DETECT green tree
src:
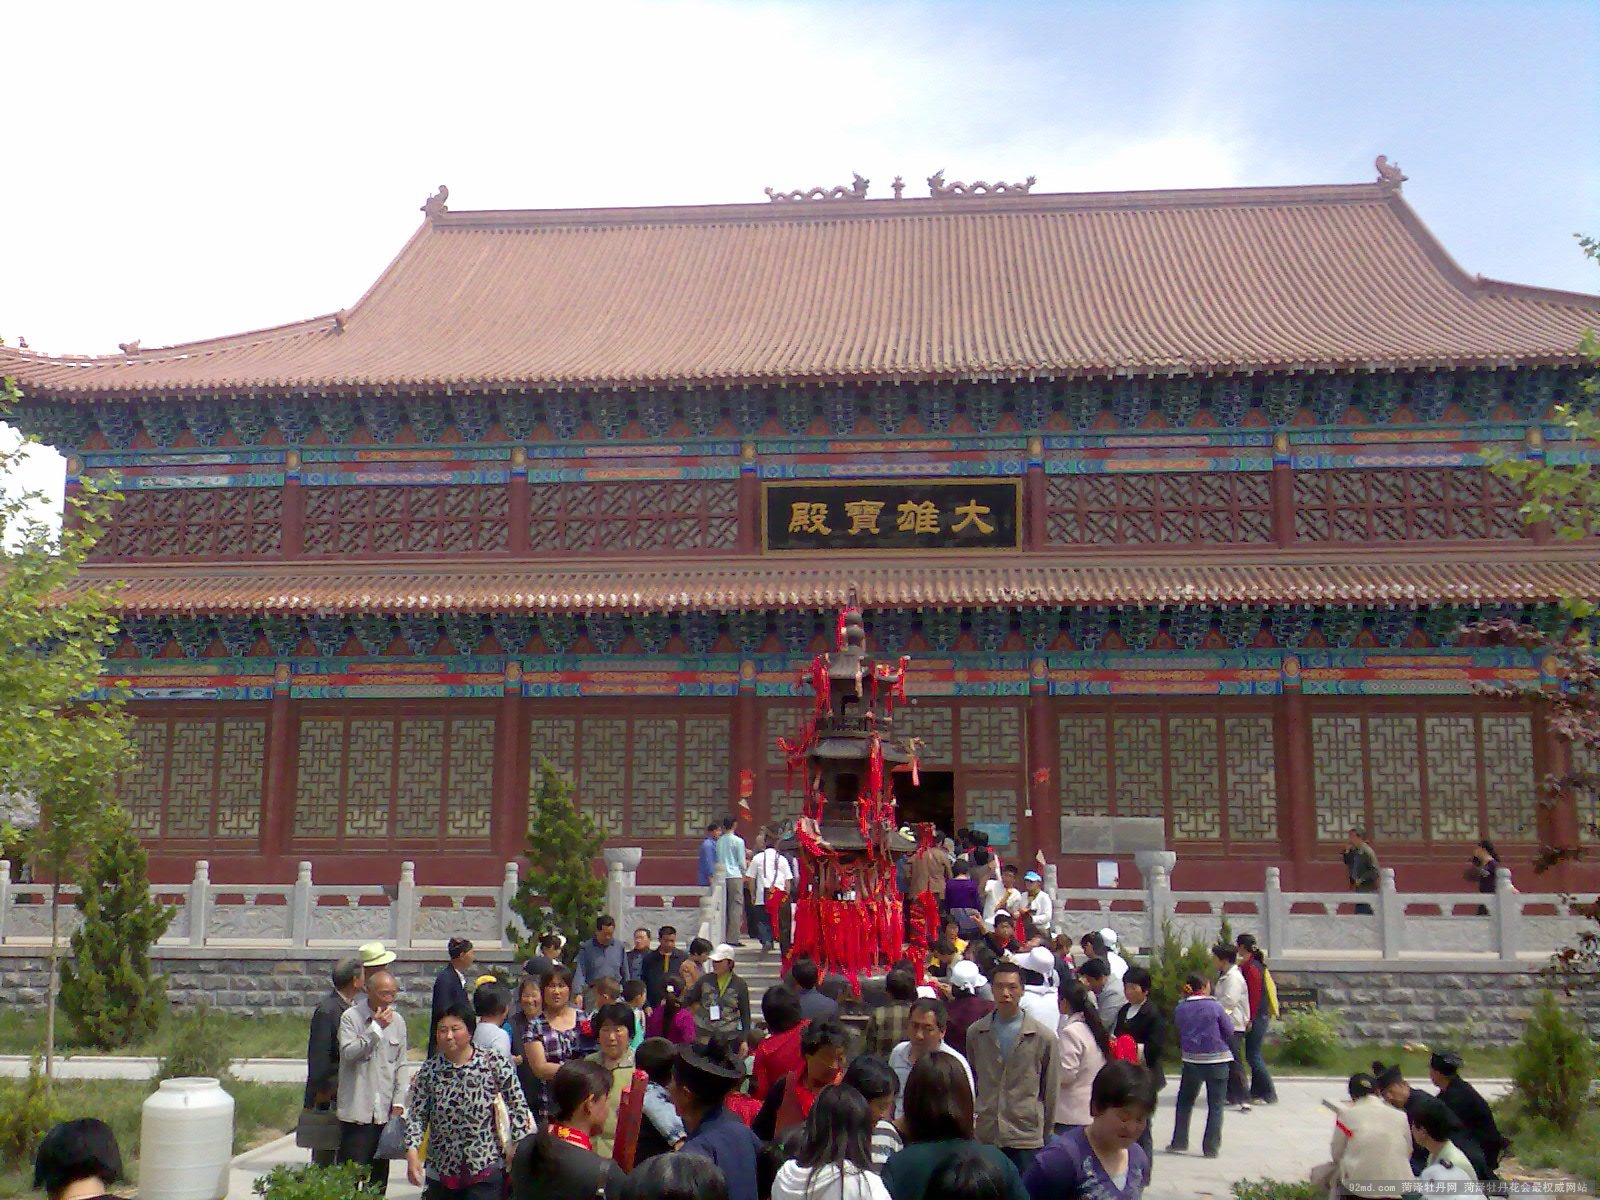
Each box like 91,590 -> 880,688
1510,990 -> 1598,1133
59,809 -> 175,1048
507,757 -> 606,962
1,378 -> 134,1076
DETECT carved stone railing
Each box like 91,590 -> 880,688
1046,865 -> 1590,962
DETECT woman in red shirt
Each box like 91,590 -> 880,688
752,986 -> 808,1101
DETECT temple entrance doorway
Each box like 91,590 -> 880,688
894,770 -> 955,837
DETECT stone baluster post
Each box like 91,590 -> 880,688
290,861 -> 314,947
1493,868 -> 1518,963
1378,868 -> 1403,959
1148,865 -> 1174,942
696,872 -> 718,944
188,860 -> 211,948
499,862 -> 521,948
708,865 -> 727,944
0,859 -> 11,943
605,859 -> 625,927
395,862 -> 417,949
1043,861 -> 1062,935
1263,867 -> 1288,958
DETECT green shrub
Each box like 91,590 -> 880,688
1147,918 -> 1214,1040
1273,1007 -> 1343,1067
1230,1179 -> 1324,1200
154,1004 -> 235,1083
252,1163 -> 371,1200
0,1059 -> 65,1168
59,812 -> 175,1049
1511,990 -> 1597,1133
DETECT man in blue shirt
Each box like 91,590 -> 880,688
715,817 -> 748,943
697,823 -> 720,889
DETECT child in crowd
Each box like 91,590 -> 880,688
844,1054 -> 904,1172
588,976 -> 622,1014
622,979 -> 649,1052
471,982 -> 513,1061
1024,1061 -> 1157,1200
633,1037 -> 688,1164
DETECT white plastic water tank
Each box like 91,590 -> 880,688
139,1077 -> 235,1200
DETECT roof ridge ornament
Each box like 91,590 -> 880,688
764,173 -> 869,202
117,340 -> 140,357
422,184 -> 449,221
1374,155 -> 1407,193
927,168 -> 1036,197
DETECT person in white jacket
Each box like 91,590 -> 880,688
1211,943 -> 1251,1112
1327,1073 -> 1415,1199
1410,1096 -> 1483,1197
770,1082 -> 892,1200
1054,980 -> 1111,1133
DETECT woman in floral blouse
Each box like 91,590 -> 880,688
523,965 -> 595,1121
404,1003 -> 534,1198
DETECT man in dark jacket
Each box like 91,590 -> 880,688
572,915 -> 625,997
1342,828 -> 1380,914
429,937 -> 474,1056
789,955 -> 840,1025
641,925 -> 689,1008
1430,1051 -> 1507,1176
304,954 -> 366,1165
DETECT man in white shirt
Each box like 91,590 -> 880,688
981,863 -> 1026,928
1023,871 -> 1054,933
746,835 -> 793,955
715,817 -> 748,943
336,969 -> 409,1193
1212,942 -> 1252,1112
888,997 -> 975,1117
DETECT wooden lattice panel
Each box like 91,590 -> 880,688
303,485 -> 509,556
1309,705 -> 1536,844
958,706 -> 1022,765
526,481 -> 738,555
117,712 -> 267,842
1045,472 -> 1273,546
1292,467 -> 1526,543
93,487 -> 283,560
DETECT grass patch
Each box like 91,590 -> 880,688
1498,1097 -> 1600,1191
0,1006 -> 432,1059
0,1078 -> 300,1198
1265,1040 -> 1517,1078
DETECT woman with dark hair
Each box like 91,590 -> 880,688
586,1001 -> 638,1159
1025,1061 -> 1158,1200
751,985 -> 807,1102
524,965 -> 596,1122
625,1153 -> 731,1200
928,1149 -> 1026,1200
1467,841 -> 1503,915
33,1120 -> 125,1200
881,1054 -> 1027,1200
1233,934 -> 1278,1106
507,974 -> 545,1115
770,1083 -> 891,1200
757,1019 -> 850,1140
510,1058 -> 623,1200
646,974 -> 697,1046
404,1002 -> 534,1197
1055,979 -> 1111,1134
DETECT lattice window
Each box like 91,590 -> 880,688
1045,472 -> 1273,546
1060,707 -> 1276,843
901,705 -> 954,764
1058,718 -> 1110,816
1293,468 -> 1526,543
294,712 -> 495,847
117,712 -> 267,841
526,481 -> 738,555
532,712 -> 730,839
1310,707 -> 1536,844
93,487 -> 283,560
959,706 -> 1023,765
1224,717 -> 1278,842
303,485 -> 509,556
1574,744 -> 1600,844
963,789 -> 1019,848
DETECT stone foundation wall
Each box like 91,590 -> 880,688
1272,963 -> 1600,1046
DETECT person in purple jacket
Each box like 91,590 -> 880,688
1164,973 -> 1236,1159
1024,1061 -> 1158,1200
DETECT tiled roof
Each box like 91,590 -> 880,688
5,182 -> 1595,397
85,547 -> 1600,615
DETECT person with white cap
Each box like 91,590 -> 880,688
1022,871 -> 1054,933
942,959 -> 996,1057
685,943 -> 751,1044
1098,928 -> 1129,984
1008,947 -> 1062,1032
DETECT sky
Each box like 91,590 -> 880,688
3,0 -> 1597,525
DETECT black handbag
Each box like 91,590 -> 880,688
295,1105 -> 341,1152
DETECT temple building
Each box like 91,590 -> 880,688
4,165 -> 1598,892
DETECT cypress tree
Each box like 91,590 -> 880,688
58,812 -> 174,1049
508,757 -> 606,963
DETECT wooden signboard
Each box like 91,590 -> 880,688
763,480 -> 1022,552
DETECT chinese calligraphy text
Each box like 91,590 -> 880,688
764,480 -> 1020,551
